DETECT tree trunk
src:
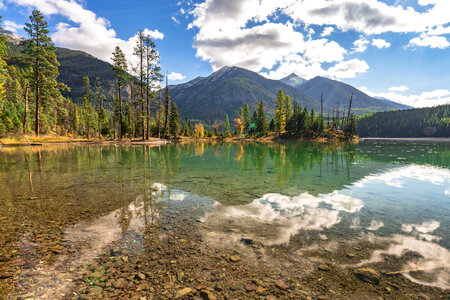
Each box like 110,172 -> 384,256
35,58 -> 40,136
23,84 -> 29,135
140,46 -> 145,141
118,84 -> 122,139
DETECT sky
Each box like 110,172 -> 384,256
1,0 -> 449,108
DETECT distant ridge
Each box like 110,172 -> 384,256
169,66 -> 320,123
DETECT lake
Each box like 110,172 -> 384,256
0,140 -> 449,299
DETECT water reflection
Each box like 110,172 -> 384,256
0,141 -> 449,297
15,184 -> 164,298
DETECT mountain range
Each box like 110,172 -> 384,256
2,27 -> 411,123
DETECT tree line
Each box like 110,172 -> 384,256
357,104 -> 450,137
224,89 -> 356,139
0,10 -> 185,139
0,10 -> 357,140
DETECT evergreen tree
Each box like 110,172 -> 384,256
285,95 -> 292,122
163,77 -> 171,138
82,76 -> 92,138
275,89 -> 286,134
224,114 -> 230,137
134,30 -> 146,140
243,103 -> 251,132
22,10 -> 66,136
169,102 -> 180,137
93,77 -> 105,138
144,35 -> 163,139
183,119 -> 188,136
188,119 -> 193,137
111,46 -> 127,139
0,16 -> 6,108
98,107 -> 109,136
256,101 -> 268,136
124,103 -> 134,137
269,118 -> 275,132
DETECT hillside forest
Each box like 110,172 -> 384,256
0,10 -> 356,140
357,105 -> 450,138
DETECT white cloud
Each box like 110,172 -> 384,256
285,0 -> 450,35
7,0 -> 164,64
326,59 -> 369,79
352,37 -> 369,53
168,72 -> 186,81
189,0 -> 355,79
389,85 -> 409,92
3,20 -> 22,33
320,26 -> 334,37
367,220 -> 384,231
409,35 -> 450,49
0,0 -> 5,9
363,87 -> 450,107
372,38 -> 391,48
171,16 -> 180,24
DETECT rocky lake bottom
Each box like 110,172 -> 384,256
0,141 -> 449,299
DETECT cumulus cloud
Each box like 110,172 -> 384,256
352,37 -> 370,53
362,87 -> 450,107
286,0 -> 450,35
389,85 -> 409,92
372,38 -> 391,48
189,0 -> 351,79
409,35 -> 450,49
326,59 -> 369,79
3,20 -> 22,33
168,72 -> 186,81
7,0 -> 164,64
320,26 -> 334,37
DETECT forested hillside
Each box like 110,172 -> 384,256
357,105 -> 450,137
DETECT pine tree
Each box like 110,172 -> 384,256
269,118 -> 275,132
243,103 -> 251,132
275,89 -> 286,134
163,76 -> 171,138
93,77 -> 105,138
224,114 -> 230,137
183,119 -> 188,136
134,30 -> 146,140
0,16 -> 6,108
285,95 -> 292,122
22,10 -> 65,136
144,36 -> 162,139
256,101 -> 268,136
125,103 -> 134,137
82,76 -> 92,138
169,102 -> 180,137
111,46 -> 127,139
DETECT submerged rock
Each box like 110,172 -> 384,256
318,264 -> 331,271
354,268 -> 380,285
89,286 -> 103,296
275,280 -> 289,290
175,287 -> 192,298
199,289 -> 216,300
229,255 -> 241,262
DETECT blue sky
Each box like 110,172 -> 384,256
1,0 -> 449,107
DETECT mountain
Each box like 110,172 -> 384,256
280,73 -> 306,88
170,66 -> 320,123
374,97 -> 412,110
285,75 -> 412,114
3,27 -> 116,107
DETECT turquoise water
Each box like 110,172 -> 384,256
0,140 -> 449,298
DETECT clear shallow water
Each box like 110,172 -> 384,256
0,141 -> 449,298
